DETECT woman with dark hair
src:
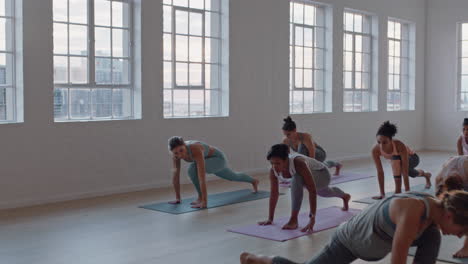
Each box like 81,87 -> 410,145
168,136 -> 258,208
456,118 -> 468,155
258,144 -> 350,230
372,121 -> 431,200
240,190 -> 468,264
282,116 -> 342,175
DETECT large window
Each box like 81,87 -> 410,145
0,0 -> 19,123
459,23 -> 468,110
289,1 -> 331,114
343,10 -> 376,112
387,19 -> 415,111
53,0 -> 136,121
163,0 -> 228,118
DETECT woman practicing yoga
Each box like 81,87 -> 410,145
372,121 -> 431,200
168,136 -> 258,208
258,144 -> 350,231
456,118 -> 468,155
241,190 -> 468,264
282,116 -> 342,175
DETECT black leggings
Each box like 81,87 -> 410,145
392,153 -> 421,178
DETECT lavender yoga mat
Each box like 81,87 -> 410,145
227,206 -> 361,242
279,172 -> 374,188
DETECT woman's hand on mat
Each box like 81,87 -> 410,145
168,199 -> 181,204
258,219 -> 273,226
301,217 -> 315,232
454,246 -> 468,258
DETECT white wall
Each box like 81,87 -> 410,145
425,0 -> 467,152
0,0 -> 427,209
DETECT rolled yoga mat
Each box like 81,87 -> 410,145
353,184 -> 435,205
227,206 -> 361,242
279,172 -> 374,188
140,189 -> 272,214
409,235 -> 468,263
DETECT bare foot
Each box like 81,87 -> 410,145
190,198 -> 202,205
424,172 -> 432,189
282,218 -> 298,230
454,246 -> 468,258
191,201 -> 207,209
168,199 -> 181,204
372,195 -> 385,200
342,193 -> 351,211
334,163 -> 343,176
252,179 -> 259,193
240,252 -> 273,264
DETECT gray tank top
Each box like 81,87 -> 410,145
186,140 -> 211,160
336,192 -> 433,261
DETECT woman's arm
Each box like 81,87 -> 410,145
259,169 -> 280,225
372,145 -> 386,197
302,133 -> 317,159
457,136 -> 464,155
396,141 -> 410,192
191,144 -> 208,208
294,158 -> 317,232
169,157 -> 182,204
390,199 -> 425,264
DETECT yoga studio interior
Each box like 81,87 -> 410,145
3,0 -> 468,263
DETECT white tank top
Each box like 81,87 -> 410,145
461,134 -> 468,155
273,152 -> 327,187
438,156 -> 468,187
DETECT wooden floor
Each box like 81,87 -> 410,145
0,151 -> 457,264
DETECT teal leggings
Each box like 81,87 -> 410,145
187,149 -> 255,196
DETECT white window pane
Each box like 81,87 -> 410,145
113,29 -> 129,58
176,62 -> 188,86
304,5 -> 315,26
295,26 -> 303,46
69,25 -> 88,55
175,10 -> 188,34
295,46 -> 303,68
173,0 -> 188,7
463,41 -> 468,57
205,0 -> 212,11
164,33 -> 172,60
303,47 -> 313,68
70,89 -> 91,119
388,75 -> 394,90
54,23 -> 68,54
303,69 -> 312,88
112,1 -> 127,28
293,3 -> 304,24
304,27 -> 313,47
95,0 -> 111,26
315,27 -> 324,47
462,76 -> 468,92
173,89 -> 189,116
164,90 -> 172,116
0,18 -> 8,51
362,16 -> 371,34
113,59 -> 130,84
95,58 -> 112,84
164,61 -> 172,88
344,33 -> 353,51
389,40 -> 395,56
295,69 -> 303,88
189,63 -> 202,86
355,52 -> 362,72
112,89 -> 131,118
344,71 -> 352,88
95,27 -> 111,56
190,0 -> 204,9
292,90 -> 303,113
207,64 -> 219,88
53,0 -> 68,22
314,48 -> 323,69
69,0 -> 87,24
189,12 -> 203,36
394,41 -> 401,56
462,93 -> 468,110
353,91 -> 362,111
344,91 -> 353,111
205,12 -> 212,37
0,53 -> 11,85
70,57 -> 87,83
54,56 -> 68,83
344,51 -> 352,71
314,70 -> 323,90
344,12 -> 353,32
355,35 -> 362,52
355,72 -> 362,89
304,90 -> 314,112
362,36 -> 371,52
314,90 -> 324,111
394,75 -> 400,90
394,57 -> 400,74
388,21 -> 394,38
363,53 -> 371,72
189,36 -> 203,62
315,7 -> 325,27
361,91 -> 370,111
463,24 -> 468,41
189,90 -> 204,116
395,22 -> 401,39
92,89 -> 112,118
463,58 -> 468,74
175,35 -> 188,61
354,14 -> 362,32
163,6 -> 172,32
54,88 -> 69,119
389,57 -> 394,74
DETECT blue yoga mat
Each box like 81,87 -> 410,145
353,184 -> 435,205
409,235 -> 468,263
140,189 -> 273,214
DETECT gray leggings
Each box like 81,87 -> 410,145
272,225 -> 441,264
291,168 -> 346,212
315,145 -> 340,168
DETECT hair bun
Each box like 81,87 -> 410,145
284,116 -> 293,123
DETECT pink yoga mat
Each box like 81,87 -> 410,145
279,172 -> 374,188
227,206 -> 361,242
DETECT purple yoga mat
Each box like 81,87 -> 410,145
227,206 -> 361,242
279,172 -> 374,188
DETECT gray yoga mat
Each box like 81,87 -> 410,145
409,235 -> 468,263
140,189 -> 273,214
353,184 -> 435,205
